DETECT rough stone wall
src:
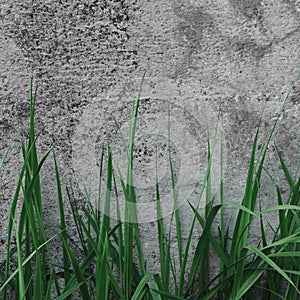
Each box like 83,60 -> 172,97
0,0 -> 300,280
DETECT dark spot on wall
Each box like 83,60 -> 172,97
228,39 -> 272,63
229,0 -> 262,19
174,5 -> 215,77
176,7 -> 214,48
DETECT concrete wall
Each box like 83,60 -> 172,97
1,0 -> 300,276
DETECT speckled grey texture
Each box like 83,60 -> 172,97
1,0 -> 300,286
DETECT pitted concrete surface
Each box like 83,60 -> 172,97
1,0 -> 300,285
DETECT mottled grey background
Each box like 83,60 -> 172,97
0,0 -> 299,279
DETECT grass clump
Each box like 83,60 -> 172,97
0,75 -> 299,299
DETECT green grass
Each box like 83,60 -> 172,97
0,74 -> 300,299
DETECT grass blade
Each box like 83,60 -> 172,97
247,246 -> 300,294
53,151 -> 71,293
59,234 -> 91,300
131,273 -> 153,300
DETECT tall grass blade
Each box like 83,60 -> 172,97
12,214 -> 26,300
53,151 -> 71,294
131,273 -> 153,300
247,246 -> 300,294
0,234 -> 58,293
148,281 -> 162,300
275,143 -> 294,189
186,204 -> 222,294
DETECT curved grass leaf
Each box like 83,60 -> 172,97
247,246 -> 300,295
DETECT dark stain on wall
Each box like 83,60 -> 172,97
173,4 -> 216,78
229,0 -> 263,19
0,0 -> 139,156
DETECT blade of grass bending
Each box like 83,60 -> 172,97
247,246 -> 300,294
231,268 -> 265,300
262,231 -> 300,250
270,252 -> 300,258
131,273 -> 153,300
0,233 -> 58,293
149,289 -> 186,300
283,270 -> 300,276
225,202 -> 257,217
262,204 -> 300,214
148,281 -> 162,300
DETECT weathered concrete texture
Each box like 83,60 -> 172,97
0,0 -> 300,286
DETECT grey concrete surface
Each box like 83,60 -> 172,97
0,0 -> 300,290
